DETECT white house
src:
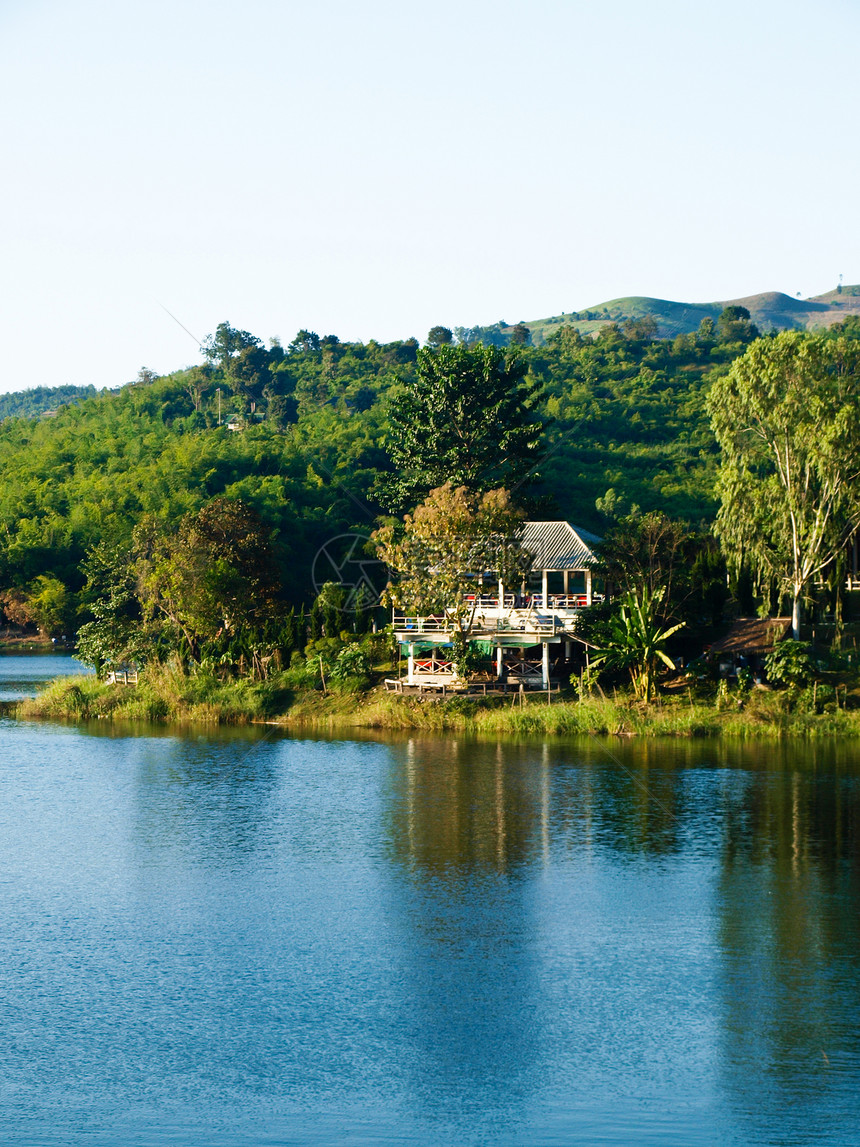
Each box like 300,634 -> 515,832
390,520 -> 602,690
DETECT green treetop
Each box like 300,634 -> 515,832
380,343 -> 545,512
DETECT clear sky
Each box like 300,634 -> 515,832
2,0 -> 859,392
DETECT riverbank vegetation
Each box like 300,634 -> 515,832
4,312 -> 860,735
18,665 -> 860,740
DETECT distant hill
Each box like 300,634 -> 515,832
0,385 -> 100,421
461,285 -> 860,346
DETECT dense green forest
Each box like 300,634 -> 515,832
2,312 -> 858,643
0,384 -> 101,421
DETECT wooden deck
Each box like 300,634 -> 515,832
384,678 -> 559,697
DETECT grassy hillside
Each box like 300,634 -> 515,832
464,285 -> 860,345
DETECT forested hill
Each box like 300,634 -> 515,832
2,315 -> 858,623
462,285 -> 860,346
0,384 -> 100,421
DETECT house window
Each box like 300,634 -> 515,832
546,571 -> 565,595
568,571 -> 586,594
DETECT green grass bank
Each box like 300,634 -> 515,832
16,667 -> 860,740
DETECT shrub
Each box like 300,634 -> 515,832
765,640 -> 816,688
331,644 -> 371,682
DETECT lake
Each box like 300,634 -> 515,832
1,655 -> 858,1145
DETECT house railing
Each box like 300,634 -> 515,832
394,614 -> 451,633
461,593 -> 596,610
503,658 -> 542,678
529,593 -> 587,609
413,657 -> 455,675
393,611 -> 574,638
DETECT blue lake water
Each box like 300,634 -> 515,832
1,656 -> 859,1144
0,651 -> 92,700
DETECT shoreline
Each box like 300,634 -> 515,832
14,671 -> 860,741
0,638 -> 76,652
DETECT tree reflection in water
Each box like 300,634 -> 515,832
382,734 -> 860,1141
715,742 -> 860,1142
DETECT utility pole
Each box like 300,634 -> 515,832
216,387 -> 222,425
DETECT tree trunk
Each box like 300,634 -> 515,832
791,591 -> 801,641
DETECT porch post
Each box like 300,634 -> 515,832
407,643 -> 415,684
496,645 -> 503,679
542,641 -> 550,687
563,569 -> 569,597
586,568 -> 593,606
541,568 -> 548,604
498,578 -> 505,607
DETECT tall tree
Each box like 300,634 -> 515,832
426,325 -> 453,347
373,483 -> 529,639
717,305 -> 759,344
708,331 -> 860,638
202,322 -> 262,369
381,344 -> 544,511
134,498 -> 280,661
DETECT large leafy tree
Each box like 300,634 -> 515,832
76,498 -> 287,672
597,512 -> 728,628
373,483 -> 530,639
202,322 -> 262,367
708,332 -> 860,638
380,344 -> 544,511
0,575 -> 74,638
135,498 -> 281,660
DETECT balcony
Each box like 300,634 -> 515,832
392,592 -> 599,641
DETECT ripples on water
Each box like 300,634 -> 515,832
0,657 -> 858,1144
0,652 -> 91,701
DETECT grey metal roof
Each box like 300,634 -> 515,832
519,521 -> 601,570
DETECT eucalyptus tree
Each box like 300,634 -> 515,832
708,331 -> 860,638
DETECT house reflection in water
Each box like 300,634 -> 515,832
380,736 -> 549,1122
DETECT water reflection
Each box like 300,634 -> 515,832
383,737 -> 545,1131
383,734 -> 860,1142
387,736 -> 549,874
551,738 -> 691,859
3,711 -> 860,1144
128,729 -> 284,863
715,751 -> 860,1142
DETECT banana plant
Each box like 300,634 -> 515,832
590,586 -> 684,702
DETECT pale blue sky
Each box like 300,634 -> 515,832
1,0 -> 858,391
